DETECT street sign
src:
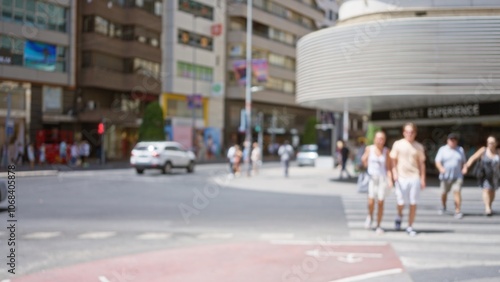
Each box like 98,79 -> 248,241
211,23 -> 222,36
187,94 -> 202,109
6,120 -> 14,136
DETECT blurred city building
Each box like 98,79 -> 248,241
161,0 -> 226,161
0,0 -> 76,150
76,0 -> 163,159
225,0 -> 338,155
297,0 -> 500,167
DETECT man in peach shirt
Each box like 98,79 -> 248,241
390,123 -> 426,236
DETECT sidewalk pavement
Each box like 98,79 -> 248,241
0,156 -> 283,177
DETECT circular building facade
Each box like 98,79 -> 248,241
297,0 -> 500,122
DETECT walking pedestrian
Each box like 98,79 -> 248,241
59,140 -> 67,164
27,143 -> 35,169
233,145 -> 243,177
278,140 -> 294,177
251,142 -> 261,176
15,142 -> 24,165
466,136 -> 500,216
361,131 -> 393,234
70,143 -> 79,166
338,140 -> 351,179
435,133 -> 468,219
227,144 -> 236,175
39,143 -> 46,165
83,140 -> 91,167
390,123 -> 426,236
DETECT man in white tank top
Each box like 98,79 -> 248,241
361,131 -> 393,234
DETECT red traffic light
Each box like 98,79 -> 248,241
98,122 -> 105,135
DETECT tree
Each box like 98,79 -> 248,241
139,102 -> 165,141
302,117 -> 317,144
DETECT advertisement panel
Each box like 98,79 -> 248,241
232,59 -> 269,86
24,40 -> 56,71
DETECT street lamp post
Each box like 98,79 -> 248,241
2,89 -> 12,167
244,0 -> 253,176
192,14 -> 198,154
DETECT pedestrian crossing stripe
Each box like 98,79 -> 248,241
24,232 -> 61,239
136,233 -> 172,240
78,232 -> 116,239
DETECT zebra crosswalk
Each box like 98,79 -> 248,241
342,187 -> 500,271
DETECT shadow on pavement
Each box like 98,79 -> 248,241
384,229 -> 454,234
329,177 -> 358,184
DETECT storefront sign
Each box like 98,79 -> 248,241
372,102 -> 499,121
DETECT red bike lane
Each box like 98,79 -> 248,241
10,241 -> 404,282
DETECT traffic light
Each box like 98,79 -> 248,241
98,122 -> 105,135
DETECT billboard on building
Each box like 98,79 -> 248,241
24,40 -> 56,71
232,59 -> 269,86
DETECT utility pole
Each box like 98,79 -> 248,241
2,89 -> 12,167
191,14 -> 198,154
244,0 -> 253,176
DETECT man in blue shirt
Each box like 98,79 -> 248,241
435,133 -> 468,219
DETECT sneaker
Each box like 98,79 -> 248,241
375,227 -> 385,235
438,207 -> 446,215
364,216 -> 372,229
454,212 -> 463,219
406,227 -> 417,236
394,217 -> 402,231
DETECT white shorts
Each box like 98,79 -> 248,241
368,176 -> 388,201
395,178 -> 420,205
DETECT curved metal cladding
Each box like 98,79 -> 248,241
296,16 -> 500,112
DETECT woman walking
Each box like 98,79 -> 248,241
466,136 -> 500,216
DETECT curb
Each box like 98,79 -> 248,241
0,170 -> 59,178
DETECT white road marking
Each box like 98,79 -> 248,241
78,232 -> 116,239
136,233 -> 172,240
197,233 -> 234,239
270,240 -> 388,246
260,233 -> 295,240
306,249 -> 383,259
331,268 -> 404,282
24,232 -> 61,239
98,276 -> 111,282
2,279 -> 12,282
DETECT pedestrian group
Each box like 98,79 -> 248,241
361,123 -> 500,236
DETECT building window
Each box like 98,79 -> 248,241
82,16 -> 159,47
133,58 -> 160,78
94,16 -> 109,35
1,0 -> 67,32
0,34 -> 66,72
178,29 -> 213,51
177,61 -> 213,82
178,0 -> 214,21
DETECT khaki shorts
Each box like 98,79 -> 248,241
440,179 -> 463,194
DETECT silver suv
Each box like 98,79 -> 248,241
130,141 -> 196,174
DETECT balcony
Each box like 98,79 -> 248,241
79,67 -> 161,94
229,1 -> 314,36
226,85 -> 296,106
228,30 -> 296,58
81,33 -> 161,62
81,1 -> 161,31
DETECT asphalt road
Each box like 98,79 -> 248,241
0,163 -> 348,281
1,163 -> 500,281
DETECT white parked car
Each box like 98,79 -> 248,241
297,144 -> 318,167
130,141 -> 196,174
